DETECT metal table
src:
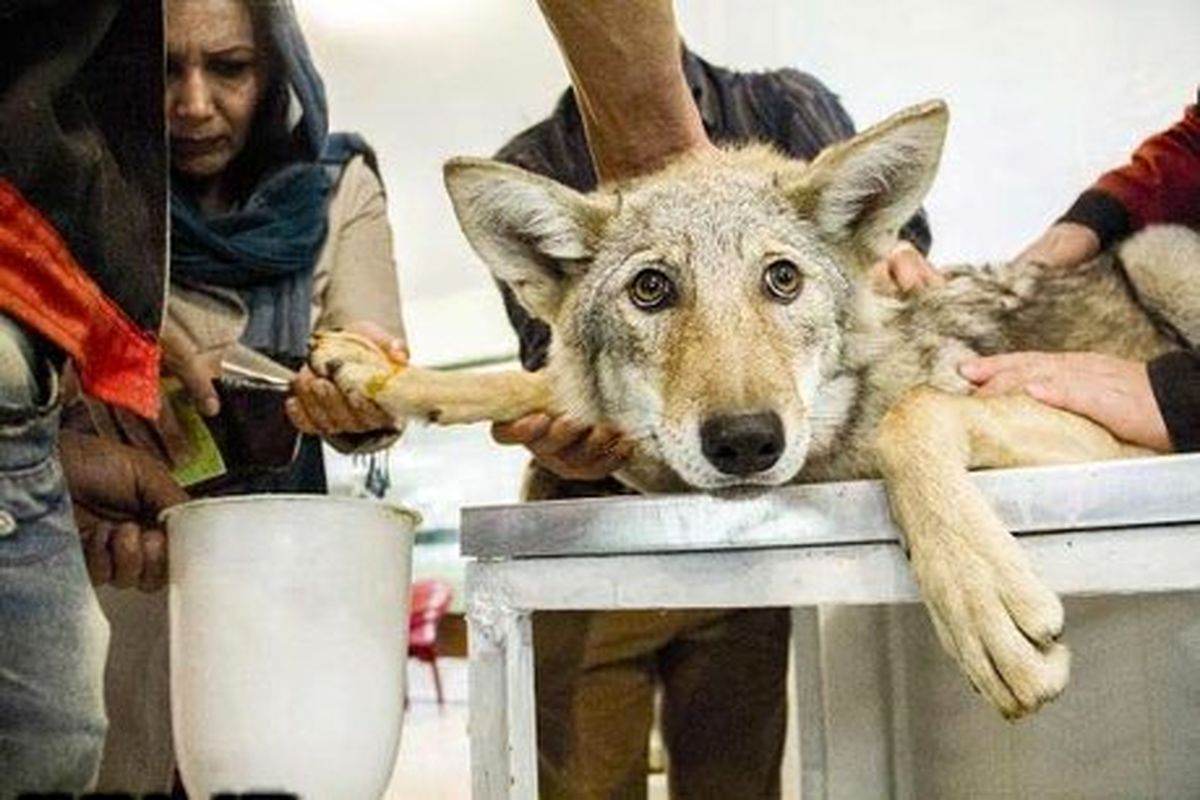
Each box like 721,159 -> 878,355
461,454 -> 1200,799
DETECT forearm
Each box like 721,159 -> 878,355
1147,349 -> 1200,452
313,159 -> 406,343
536,0 -> 710,183
1060,103 -> 1200,249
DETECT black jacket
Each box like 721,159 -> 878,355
1,0 -> 166,331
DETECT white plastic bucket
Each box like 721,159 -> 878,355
164,495 -> 420,799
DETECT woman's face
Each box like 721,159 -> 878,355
166,0 -> 267,180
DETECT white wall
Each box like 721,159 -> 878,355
300,0 -> 1198,366
298,1 -> 569,367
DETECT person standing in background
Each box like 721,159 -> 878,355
501,3 -> 930,796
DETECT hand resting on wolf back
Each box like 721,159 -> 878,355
310,100 -> 1199,718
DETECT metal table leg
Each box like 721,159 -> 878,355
468,565 -> 537,799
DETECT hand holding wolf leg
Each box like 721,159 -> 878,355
308,330 -> 554,426
290,321 -> 407,437
960,352 -> 1171,452
493,414 -> 634,481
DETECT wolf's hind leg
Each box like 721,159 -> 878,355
875,388 -> 1147,719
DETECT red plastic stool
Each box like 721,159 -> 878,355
408,579 -> 454,705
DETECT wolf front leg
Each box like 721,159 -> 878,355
311,329 -> 556,425
369,365 -> 554,425
874,387 -> 1149,718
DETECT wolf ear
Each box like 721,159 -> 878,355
783,100 -> 948,257
444,157 -> 616,322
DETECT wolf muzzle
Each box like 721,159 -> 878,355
700,411 -> 785,476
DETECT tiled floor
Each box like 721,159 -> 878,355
384,658 -> 471,799
382,657 -> 671,799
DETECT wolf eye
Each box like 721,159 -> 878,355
763,259 -> 803,303
628,268 -> 675,311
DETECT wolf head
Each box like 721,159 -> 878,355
445,101 -> 947,491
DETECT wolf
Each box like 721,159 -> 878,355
310,100 -> 1200,718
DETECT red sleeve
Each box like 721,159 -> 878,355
1060,99 -> 1200,248
0,180 -> 161,418
1094,103 -> 1200,229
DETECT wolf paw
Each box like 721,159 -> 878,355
308,330 -> 396,398
912,530 -> 1068,719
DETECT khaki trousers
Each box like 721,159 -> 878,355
534,607 -> 790,800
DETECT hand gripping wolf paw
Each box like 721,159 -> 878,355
309,330 -> 553,426
902,488 -> 1069,719
309,329 -> 400,402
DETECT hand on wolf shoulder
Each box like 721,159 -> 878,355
1014,222 -> 1101,270
960,351 -> 1172,452
492,414 -> 635,481
60,431 -> 189,591
868,241 -> 945,296
288,321 -> 408,438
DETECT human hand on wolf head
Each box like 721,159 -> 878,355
868,240 -> 945,295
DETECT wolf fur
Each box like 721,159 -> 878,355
310,100 -> 1199,718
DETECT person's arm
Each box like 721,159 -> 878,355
484,2 -> 719,479
288,156 -> 407,449
1022,99 -> 1200,269
310,157 -> 407,346
536,0 -> 716,183
61,430 -> 189,591
1147,350 -> 1200,452
997,97 -> 1200,449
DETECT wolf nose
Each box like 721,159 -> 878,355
700,412 -> 784,476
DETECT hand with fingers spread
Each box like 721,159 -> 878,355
868,240 -> 944,296
60,430 -> 190,592
492,413 -> 634,482
288,321 -> 407,438
959,351 -> 1171,452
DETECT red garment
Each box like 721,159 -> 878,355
1093,103 -> 1200,231
0,179 -> 160,418
1058,96 -> 1200,453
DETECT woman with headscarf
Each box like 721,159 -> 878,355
91,0 -> 407,790
160,0 -> 406,496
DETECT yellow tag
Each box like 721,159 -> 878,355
164,380 -> 228,487
365,364 -> 406,400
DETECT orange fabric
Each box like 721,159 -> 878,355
0,179 -> 160,418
